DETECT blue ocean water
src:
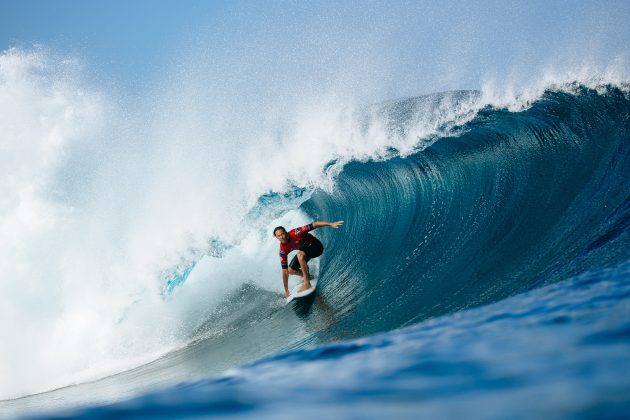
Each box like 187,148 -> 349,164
36,261 -> 630,419
5,85 -> 630,418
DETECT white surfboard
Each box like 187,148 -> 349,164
286,279 -> 317,303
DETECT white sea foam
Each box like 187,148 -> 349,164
479,57 -> 630,111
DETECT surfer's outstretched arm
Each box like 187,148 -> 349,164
312,220 -> 344,229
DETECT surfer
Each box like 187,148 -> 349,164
274,221 -> 344,298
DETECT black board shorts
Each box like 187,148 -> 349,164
289,238 -> 324,271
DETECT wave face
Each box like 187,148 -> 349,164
2,83 -> 629,418
306,85 -> 630,340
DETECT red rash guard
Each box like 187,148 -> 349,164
279,223 -> 317,269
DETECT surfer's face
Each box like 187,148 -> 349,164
275,229 -> 289,244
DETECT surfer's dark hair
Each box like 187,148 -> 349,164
273,226 -> 286,236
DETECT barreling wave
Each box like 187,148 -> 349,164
307,85 -> 630,340
3,84 -> 629,414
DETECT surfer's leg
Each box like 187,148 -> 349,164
288,267 -> 302,276
288,256 -> 303,276
296,250 -> 312,291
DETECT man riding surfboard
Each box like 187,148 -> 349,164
273,221 -> 344,298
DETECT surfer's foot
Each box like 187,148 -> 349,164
298,281 -> 311,292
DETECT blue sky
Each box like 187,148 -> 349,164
1,0 -> 629,99
0,1 -> 231,86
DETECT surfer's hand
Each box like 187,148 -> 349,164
331,220 -> 344,228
